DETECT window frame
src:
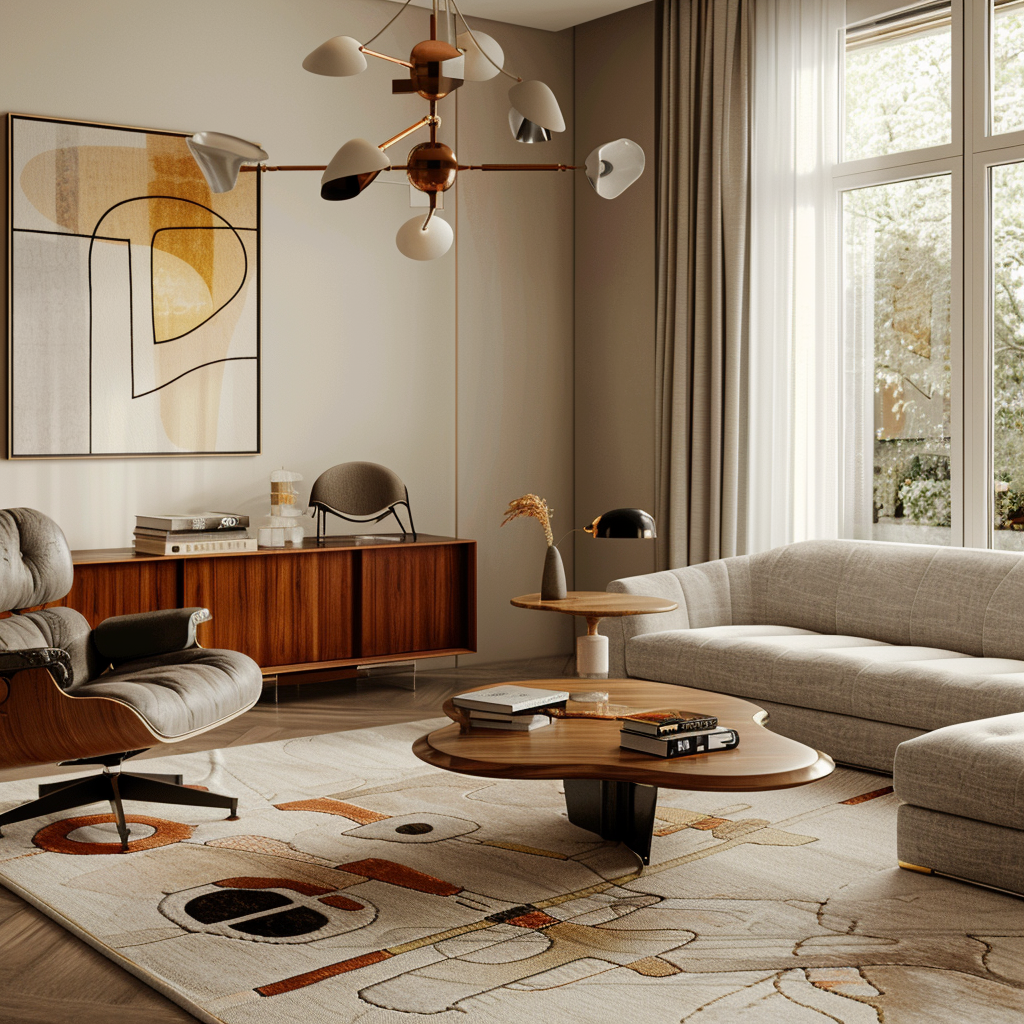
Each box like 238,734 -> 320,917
837,0 -> 1024,549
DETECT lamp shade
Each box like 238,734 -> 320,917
186,132 -> 268,193
396,213 -> 454,260
585,138 -> 646,200
585,508 -> 657,539
303,35 -> 367,77
508,80 -> 565,133
508,109 -> 552,144
457,30 -> 504,81
321,139 -> 390,201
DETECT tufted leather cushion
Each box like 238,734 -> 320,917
0,508 -> 74,612
0,606 -> 99,686
69,647 -> 263,738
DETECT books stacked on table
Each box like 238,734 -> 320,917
618,709 -> 739,758
452,685 -> 570,731
134,513 -> 256,556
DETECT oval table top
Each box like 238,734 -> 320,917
413,678 -> 835,793
510,592 -> 678,617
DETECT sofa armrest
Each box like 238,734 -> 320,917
92,608 -> 212,664
601,556 -> 752,677
0,647 -> 74,689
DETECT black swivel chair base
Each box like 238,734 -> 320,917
0,750 -> 239,853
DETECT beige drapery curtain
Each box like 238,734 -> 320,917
655,0 -> 752,570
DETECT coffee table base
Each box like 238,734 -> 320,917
563,779 -> 658,865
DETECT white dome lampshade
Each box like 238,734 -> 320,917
456,30 -> 504,81
303,35 -> 367,76
187,132 -> 268,193
396,214 -> 454,260
508,80 -> 565,133
585,138 -> 646,199
321,139 -> 391,201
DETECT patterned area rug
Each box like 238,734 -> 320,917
0,719 -> 1023,1023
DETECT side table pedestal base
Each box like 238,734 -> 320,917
576,633 -> 608,678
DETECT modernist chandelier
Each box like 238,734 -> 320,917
187,0 -> 645,261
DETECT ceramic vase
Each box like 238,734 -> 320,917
541,544 -> 567,600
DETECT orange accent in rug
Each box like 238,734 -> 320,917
336,858 -> 462,895
256,950 -> 393,997
507,911 -> 558,929
841,787 -> 894,805
319,894 -> 365,911
33,814 -> 192,855
214,876 -> 332,897
274,798 -> 390,823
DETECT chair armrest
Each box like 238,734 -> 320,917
92,608 -> 212,664
0,647 -> 73,689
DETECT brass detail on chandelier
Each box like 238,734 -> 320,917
409,39 -> 464,100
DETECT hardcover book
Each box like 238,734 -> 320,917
619,727 -> 740,758
136,513 -> 250,532
618,709 -> 719,736
452,686 -> 569,715
134,535 -> 257,556
470,716 -> 551,732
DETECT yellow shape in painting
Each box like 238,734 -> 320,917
152,248 -> 214,341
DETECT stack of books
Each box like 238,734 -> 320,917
618,709 -> 740,758
452,685 -> 569,731
134,513 -> 257,556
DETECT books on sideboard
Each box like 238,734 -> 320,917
134,513 -> 254,556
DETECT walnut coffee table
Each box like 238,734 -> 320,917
413,678 -> 834,865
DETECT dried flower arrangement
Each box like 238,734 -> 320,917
501,494 -> 554,547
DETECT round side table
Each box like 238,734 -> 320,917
510,591 -> 679,678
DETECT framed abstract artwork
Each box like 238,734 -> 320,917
7,113 -> 261,458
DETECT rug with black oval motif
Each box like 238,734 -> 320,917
0,719 -> 1023,1023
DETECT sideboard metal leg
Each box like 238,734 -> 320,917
563,778 -> 658,865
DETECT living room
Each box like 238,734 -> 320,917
1,0 -> 1022,1021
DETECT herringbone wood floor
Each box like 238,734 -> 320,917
0,655 -> 573,1024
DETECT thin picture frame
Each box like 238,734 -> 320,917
6,112 -> 262,459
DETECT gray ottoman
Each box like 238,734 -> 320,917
895,713 -> 1024,895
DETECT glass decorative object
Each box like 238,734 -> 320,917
257,470 -> 308,547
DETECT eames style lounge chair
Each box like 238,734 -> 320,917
309,461 -> 417,542
0,508 -> 263,851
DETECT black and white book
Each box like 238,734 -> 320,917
620,727 -> 740,758
453,686 -> 569,715
470,715 -> 551,732
136,513 -> 249,532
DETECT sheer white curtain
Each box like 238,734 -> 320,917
747,0 -> 845,552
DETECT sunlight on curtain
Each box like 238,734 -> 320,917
748,0 -> 844,552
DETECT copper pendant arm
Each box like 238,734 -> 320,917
379,116 -> 435,152
360,47 -> 414,69
457,164 -> 582,172
241,165 -> 327,172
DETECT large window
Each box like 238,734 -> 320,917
839,0 -> 1024,548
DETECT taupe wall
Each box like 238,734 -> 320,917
0,0 -> 575,663
573,2 -> 658,591
455,17 -> 576,663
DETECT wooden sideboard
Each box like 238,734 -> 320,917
61,535 -> 476,678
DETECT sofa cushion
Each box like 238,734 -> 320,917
626,627 -> 1024,732
894,713 -> 1024,831
69,647 -> 262,738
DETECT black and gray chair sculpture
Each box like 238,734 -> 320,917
0,508 -> 263,851
308,461 -> 417,542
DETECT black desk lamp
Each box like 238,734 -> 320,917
583,508 -> 657,540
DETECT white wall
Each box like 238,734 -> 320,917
0,0 -> 575,662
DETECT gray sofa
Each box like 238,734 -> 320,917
602,539 -> 1024,892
